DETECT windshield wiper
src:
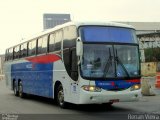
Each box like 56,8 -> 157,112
103,48 -> 113,77
115,49 -> 130,78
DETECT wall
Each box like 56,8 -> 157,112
141,62 -> 157,77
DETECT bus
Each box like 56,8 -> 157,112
4,21 -> 141,108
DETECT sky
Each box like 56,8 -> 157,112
0,0 -> 160,54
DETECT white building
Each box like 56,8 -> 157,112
118,22 -> 160,34
120,22 -> 160,62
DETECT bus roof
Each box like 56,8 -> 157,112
45,21 -> 135,33
7,21 -> 135,49
73,21 -> 134,29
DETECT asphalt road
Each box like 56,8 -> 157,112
0,79 -> 160,120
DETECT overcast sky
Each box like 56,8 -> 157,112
0,0 -> 160,54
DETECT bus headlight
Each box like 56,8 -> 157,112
82,85 -> 102,92
130,84 -> 141,91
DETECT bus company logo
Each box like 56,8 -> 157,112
26,64 -> 32,69
2,114 -> 18,120
98,82 -> 116,86
26,63 -> 36,69
98,82 -> 111,86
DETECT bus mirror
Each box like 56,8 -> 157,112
76,37 -> 83,56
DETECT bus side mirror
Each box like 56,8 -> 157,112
76,37 -> 83,56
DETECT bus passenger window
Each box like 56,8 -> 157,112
63,26 -> 77,49
5,50 -> 9,61
54,30 -> 62,52
28,40 -> 37,56
49,33 -> 55,52
14,46 -> 20,59
38,35 -> 48,54
8,48 -> 13,60
20,43 -> 27,57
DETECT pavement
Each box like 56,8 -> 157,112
0,78 -> 160,120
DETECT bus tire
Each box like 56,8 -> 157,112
18,81 -> 25,98
13,81 -> 18,96
57,84 -> 68,108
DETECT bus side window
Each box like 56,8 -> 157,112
21,43 -> 27,57
5,49 -> 8,61
55,30 -> 62,52
49,33 -> 55,52
14,46 -> 20,59
28,40 -> 37,56
37,35 -> 48,54
8,48 -> 13,60
63,26 -> 77,49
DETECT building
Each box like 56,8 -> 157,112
43,14 -> 71,30
119,22 -> 160,48
119,22 -> 160,62
118,22 -> 160,34
118,22 -> 160,45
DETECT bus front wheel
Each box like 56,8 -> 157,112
57,84 -> 68,108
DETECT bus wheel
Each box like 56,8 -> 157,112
13,81 -> 18,96
18,81 -> 25,98
57,84 -> 67,108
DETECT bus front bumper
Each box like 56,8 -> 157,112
78,89 -> 142,104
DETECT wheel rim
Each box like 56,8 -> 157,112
58,87 -> 64,106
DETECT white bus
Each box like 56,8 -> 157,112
4,21 -> 141,108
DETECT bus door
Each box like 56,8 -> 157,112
70,48 -> 79,101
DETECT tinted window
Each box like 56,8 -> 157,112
71,48 -> 78,81
14,46 -> 20,59
49,33 -> 55,52
63,48 -> 78,81
5,49 -> 9,61
38,35 -> 48,54
63,26 -> 77,49
20,43 -> 27,57
54,30 -> 62,51
8,48 -> 13,60
28,40 -> 37,56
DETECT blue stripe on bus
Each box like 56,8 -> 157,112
95,80 -> 140,90
11,62 -> 53,98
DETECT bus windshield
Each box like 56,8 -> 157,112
80,44 -> 140,79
